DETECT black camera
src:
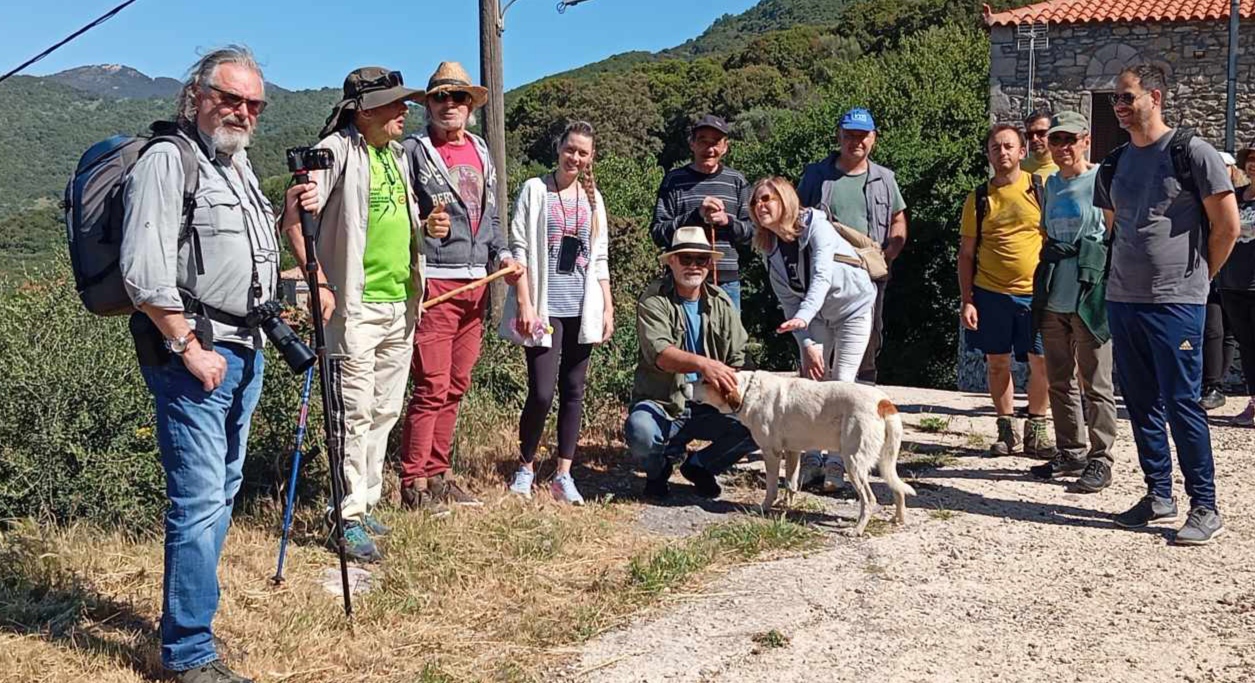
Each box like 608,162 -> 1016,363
286,147 -> 334,175
245,300 -> 316,373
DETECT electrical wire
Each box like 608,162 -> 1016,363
0,0 -> 140,86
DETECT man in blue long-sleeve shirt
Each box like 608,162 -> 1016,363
650,115 -> 754,311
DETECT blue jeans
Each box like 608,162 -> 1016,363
140,343 -> 265,671
1108,302 -> 1216,509
718,279 -> 741,312
624,400 -> 757,480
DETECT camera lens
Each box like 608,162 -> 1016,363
247,301 -> 316,374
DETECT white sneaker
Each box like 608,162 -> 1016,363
1235,398 -> 1255,428
508,467 -> 534,499
549,473 -> 585,505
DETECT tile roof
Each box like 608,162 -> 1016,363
984,0 -> 1255,26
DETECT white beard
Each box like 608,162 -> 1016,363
212,126 -> 251,156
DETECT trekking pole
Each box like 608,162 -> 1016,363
286,147 -> 353,617
272,361 -> 314,586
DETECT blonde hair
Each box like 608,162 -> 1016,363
750,176 -> 801,252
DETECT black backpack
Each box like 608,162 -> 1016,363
64,121 -> 200,316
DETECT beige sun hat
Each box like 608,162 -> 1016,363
659,226 -> 724,264
424,61 -> 489,109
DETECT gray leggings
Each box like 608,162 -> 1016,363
518,316 -> 592,463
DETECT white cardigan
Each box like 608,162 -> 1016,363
498,176 -> 610,347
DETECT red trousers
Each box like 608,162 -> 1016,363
399,279 -> 487,484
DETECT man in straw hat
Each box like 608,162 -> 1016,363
623,226 -> 758,500
399,62 -> 518,512
282,67 -> 431,562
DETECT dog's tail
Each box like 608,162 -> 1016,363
877,399 -> 916,498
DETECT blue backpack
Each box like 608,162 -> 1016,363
64,121 -> 200,316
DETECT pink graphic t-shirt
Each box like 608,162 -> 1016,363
433,138 -> 485,235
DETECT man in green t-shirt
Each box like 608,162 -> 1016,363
282,67 -> 435,563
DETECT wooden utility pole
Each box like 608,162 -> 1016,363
479,0 -> 509,322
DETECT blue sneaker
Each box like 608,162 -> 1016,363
549,473 -> 585,505
333,522 -> 382,563
509,467 -> 535,499
362,514 -> 391,537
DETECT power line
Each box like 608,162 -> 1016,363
0,0 -> 140,86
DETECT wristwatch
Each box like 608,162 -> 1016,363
167,332 -> 196,355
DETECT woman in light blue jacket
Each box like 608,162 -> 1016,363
751,176 -> 877,493
751,176 -> 876,382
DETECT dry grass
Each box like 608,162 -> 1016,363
0,412 -> 820,683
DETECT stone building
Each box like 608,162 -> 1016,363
958,0 -> 1252,392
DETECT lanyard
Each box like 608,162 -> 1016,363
551,173 -> 584,237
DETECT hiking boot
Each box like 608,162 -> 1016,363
680,461 -> 722,499
821,460 -> 845,493
1071,459 -> 1112,493
508,467 -> 535,499
643,462 -> 672,500
1113,494 -> 1178,528
799,452 -> 825,488
431,473 -> 483,507
1028,452 -> 1088,480
1234,398 -> 1255,427
549,473 -> 585,505
177,660 -> 253,683
1175,507 -> 1226,546
400,480 -> 451,517
332,521 -> 382,563
362,514 -> 391,537
1023,416 -> 1055,459
988,416 -> 1022,456
1200,386 -> 1226,411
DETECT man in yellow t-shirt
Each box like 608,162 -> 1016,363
1021,111 -> 1059,180
958,123 -> 1053,459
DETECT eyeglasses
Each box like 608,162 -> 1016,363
1048,133 -> 1080,146
1025,129 -> 1049,139
430,90 -> 472,105
1109,91 -> 1147,107
208,85 -> 267,115
677,254 -> 712,267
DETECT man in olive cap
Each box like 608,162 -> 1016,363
282,67 -> 435,562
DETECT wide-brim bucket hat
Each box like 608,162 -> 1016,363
319,67 -> 423,138
658,225 -> 724,264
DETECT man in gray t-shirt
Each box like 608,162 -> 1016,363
1093,64 -> 1240,546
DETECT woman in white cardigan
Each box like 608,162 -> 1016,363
501,121 -> 613,504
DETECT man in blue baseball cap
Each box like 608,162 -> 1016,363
796,106 -> 908,489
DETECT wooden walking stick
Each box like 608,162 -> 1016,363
421,265 -> 519,310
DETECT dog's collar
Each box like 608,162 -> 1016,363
731,372 -> 758,415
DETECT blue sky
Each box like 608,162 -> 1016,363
0,0 -> 761,91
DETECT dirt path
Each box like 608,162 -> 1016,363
562,387 -> 1255,682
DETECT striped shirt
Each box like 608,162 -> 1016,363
650,165 -> 754,280
545,189 -> 591,317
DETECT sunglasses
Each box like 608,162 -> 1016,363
208,84 -> 267,115
677,254 -> 712,267
430,90 -> 472,105
751,194 -> 779,206
1109,91 -> 1147,107
360,70 -> 404,91
1048,133 -> 1079,146
1025,129 -> 1049,139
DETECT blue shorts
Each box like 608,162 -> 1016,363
966,286 -> 1043,362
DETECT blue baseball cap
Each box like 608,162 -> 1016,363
839,107 -> 876,132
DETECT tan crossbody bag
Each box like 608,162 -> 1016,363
831,220 -> 890,282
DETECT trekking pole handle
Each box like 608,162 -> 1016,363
293,171 -> 319,241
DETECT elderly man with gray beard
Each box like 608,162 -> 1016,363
120,46 -> 276,683
623,227 -> 757,501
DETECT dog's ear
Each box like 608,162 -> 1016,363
724,386 -> 742,412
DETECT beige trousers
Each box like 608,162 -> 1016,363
328,300 -> 416,522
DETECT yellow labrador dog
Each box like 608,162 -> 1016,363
695,371 -> 915,536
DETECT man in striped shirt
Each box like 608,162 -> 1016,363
650,114 -> 754,311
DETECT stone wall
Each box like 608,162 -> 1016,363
957,19 -> 1251,393
987,19 -> 1255,146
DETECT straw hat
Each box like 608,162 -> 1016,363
659,226 -> 724,264
425,61 -> 489,109
319,67 -> 423,138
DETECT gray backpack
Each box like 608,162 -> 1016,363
64,121 -> 200,316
